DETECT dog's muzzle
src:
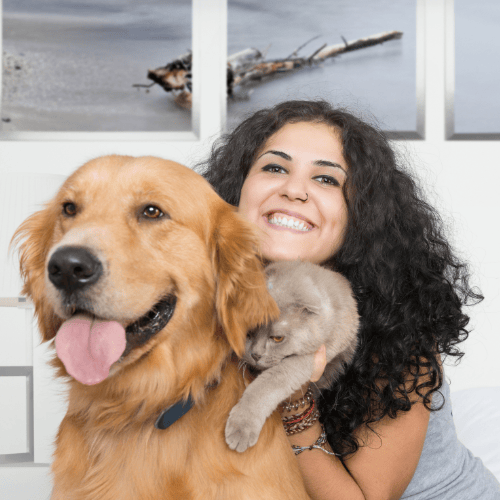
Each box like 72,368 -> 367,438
48,245 -> 178,363
48,246 -> 103,293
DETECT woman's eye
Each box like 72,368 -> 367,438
143,205 -> 164,219
314,175 -> 340,187
271,336 -> 284,343
62,202 -> 77,216
262,164 -> 287,174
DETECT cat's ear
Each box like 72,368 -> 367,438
297,276 -> 323,315
295,302 -> 321,315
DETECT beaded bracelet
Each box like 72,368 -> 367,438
279,386 -> 313,413
292,428 -> 340,457
282,400 -> 320,436
282,401 -> 316,425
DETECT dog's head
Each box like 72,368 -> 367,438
12,155 -> 279,393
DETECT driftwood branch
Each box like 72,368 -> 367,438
134,30 -> 403,109
133,51 -> 193,108
311,30 -> 403,60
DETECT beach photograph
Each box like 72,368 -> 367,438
1,0 -> 192,132
454,0 -> 500,134
227,0 -> 417,134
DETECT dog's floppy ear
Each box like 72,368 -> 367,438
211,206 -> 280,357
11,205 -> 63,342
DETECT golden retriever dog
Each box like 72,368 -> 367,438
12,155 -> 311,500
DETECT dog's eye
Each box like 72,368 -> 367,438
271,336 -> 284,343
62,202 -> 77,216
143,205 -> 164,219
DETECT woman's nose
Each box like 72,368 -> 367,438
279,174 -> 308,202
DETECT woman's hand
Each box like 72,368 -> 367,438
311,344 -> 327,383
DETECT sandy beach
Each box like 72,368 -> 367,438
2,1 -> 192,132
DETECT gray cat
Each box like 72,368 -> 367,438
225,260 -> 359,453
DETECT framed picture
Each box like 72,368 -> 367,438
227,0 -> 424,139
0,366 -> 34,464
446,0 -> 500,139
1,0 -> 195,140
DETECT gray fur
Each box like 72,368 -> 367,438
225,260 -> 359,452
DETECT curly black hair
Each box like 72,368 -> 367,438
196,99 -> 483,457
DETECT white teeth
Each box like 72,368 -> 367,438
268,215 -> 311,231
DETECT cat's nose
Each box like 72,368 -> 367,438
251,353 -> 261,362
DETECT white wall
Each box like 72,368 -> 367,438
0,0 -> 499,478
401,0 -> 500,392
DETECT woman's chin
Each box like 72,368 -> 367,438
259,229 -> 339,264
261,247 -> 303,263
260,242 -> 320,264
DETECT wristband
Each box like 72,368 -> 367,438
292,428 -> 340,456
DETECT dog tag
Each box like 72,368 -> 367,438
155,396 -> 194,430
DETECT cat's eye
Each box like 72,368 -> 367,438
271,336 -> 284,343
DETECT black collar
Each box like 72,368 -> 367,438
154,380 -> 219,430
155,395 -> 194,430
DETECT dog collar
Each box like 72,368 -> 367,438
154,380 -> 219,430
155,396 -> 194,430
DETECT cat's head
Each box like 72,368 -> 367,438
243,262 -> 323,370
243,311 -> 315,370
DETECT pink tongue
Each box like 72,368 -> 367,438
55,314 -> 127,385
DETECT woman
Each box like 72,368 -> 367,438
198,100 -> 500,499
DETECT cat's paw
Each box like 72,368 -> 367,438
225,405 -> 264,453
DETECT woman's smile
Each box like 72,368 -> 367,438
238,121 -> 348,264
264,210 -> 315,232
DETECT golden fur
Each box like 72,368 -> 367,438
12,155 -> 311,500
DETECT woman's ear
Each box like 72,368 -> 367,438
11,205 -> 62,342
211,205 -> 280,356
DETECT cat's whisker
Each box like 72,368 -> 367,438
311,381 -> 321,394
331,388 -> 341,409
240,363 -> 248,380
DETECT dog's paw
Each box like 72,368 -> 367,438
225,405 -> 264,453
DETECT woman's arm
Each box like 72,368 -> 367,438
286,420 -> 365,499
344,399 -> 430,499
283,347 -> 432,500
285,393 -> 430,500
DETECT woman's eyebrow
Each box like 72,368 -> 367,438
314,159 -> 347,174
258,150 -> 292,161
258,150 -> 347,174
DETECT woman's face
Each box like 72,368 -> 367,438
238,121 -> 349,264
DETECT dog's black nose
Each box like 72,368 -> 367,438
251,353 -> 261,363
48,246 -> 103,293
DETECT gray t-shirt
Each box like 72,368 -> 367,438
401,377 -> 500,499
